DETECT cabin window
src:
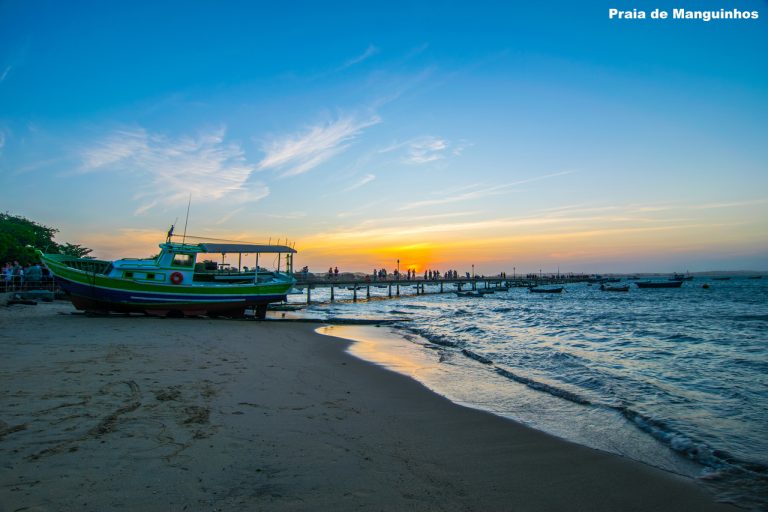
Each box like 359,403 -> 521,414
124,271 -> 134,278
172,253 -> 194,267
147,273 -> 155,280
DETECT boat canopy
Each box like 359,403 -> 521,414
199,243 -> 296,254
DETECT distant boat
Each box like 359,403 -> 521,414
712,277 -> 731,281
636,280 -> 684,289
671,273 -> 694,281
748,276 -> 762,280
529,286 -> 564,294
587,276 -> 620,283
455,291 -> 484,298
38,239 -> 296,318
600,284 -> 629,292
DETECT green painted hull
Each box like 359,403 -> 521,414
39,252 -> 294,316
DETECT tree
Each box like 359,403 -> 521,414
59,243 -> 93,258
0,213 -> 92,264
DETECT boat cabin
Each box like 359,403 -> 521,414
107,242 -> 296,286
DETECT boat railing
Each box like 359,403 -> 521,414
59,258 -> 112,274
115,262 -> 161,269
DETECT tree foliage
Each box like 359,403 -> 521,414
0,213 -> 92,264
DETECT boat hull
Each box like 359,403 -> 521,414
601,285 -> 630,292
635,281 -> 684,288
56,277 -> 287,316
529,287 -> 564,293
41,252 -> 292,317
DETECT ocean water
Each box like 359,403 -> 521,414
288,277 -> 768,509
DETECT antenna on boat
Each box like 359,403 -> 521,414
182,193 -> 192,246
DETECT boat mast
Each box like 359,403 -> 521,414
181,194 -> 192,246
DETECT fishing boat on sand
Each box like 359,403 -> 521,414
38,238 -> 296,318
635,280 -> 683,289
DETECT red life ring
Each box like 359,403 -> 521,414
170,272 -> 184,285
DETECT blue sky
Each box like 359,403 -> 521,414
1,0 -> 766,273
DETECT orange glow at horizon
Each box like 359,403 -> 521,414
73,200 -> 767,274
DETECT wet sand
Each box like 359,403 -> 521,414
0,302 -> 735,511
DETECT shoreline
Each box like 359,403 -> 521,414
316,323 -> 709,478
1,301 -> 735,511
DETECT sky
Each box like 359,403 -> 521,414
1,0 -> 766,274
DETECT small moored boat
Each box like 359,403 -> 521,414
600,284 -> 629,292
455,290 -> 484,298
529,286 -> 564,294
38,239 -> 297,318
635,280 -> 683,289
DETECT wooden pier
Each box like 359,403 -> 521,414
291,275 -> 588,304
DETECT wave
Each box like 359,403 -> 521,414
389,313 -> 768,509
462,349 -> 493,365
494,366 -> 592,405
491,363 -> 768,499
664,333 -> 703,343
617,407 -> 768,501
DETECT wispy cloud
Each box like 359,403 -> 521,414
214,207 -> 245,225
306,211 -> 711,247
406,136 -> 447,164
338,45 -> 379,71
0,131 -> 5,152
336,198 -> 389,218
688,199 -> 768,210
380,135 -> 469,165
344,173 -> 376,192
336,210 -> 480,228
399,170 -> 574,210
267,212 -> 307,220
82,128 -> 147,169
81,126 -> 268,214
0,66 -> 10,83
257,114 -> 381,178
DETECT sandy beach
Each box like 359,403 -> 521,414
0,301 -> 735,511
